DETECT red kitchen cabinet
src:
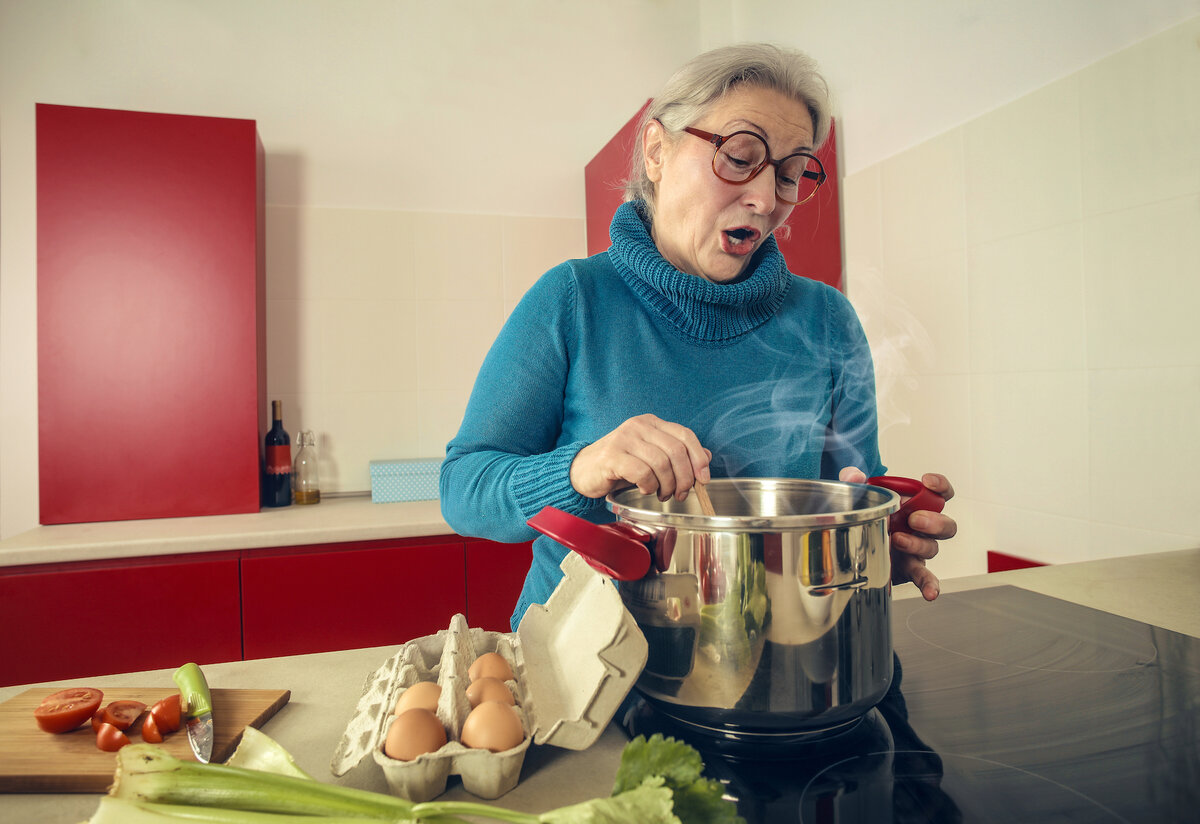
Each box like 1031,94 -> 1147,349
0,552 -> 242,688
240,537 -> 468,660
0,532 -> 528,686
584,100 -> 651,257
465,539 -> 533,632
37,104 -> 266,525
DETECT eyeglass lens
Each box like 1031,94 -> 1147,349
713,133 -> 821,203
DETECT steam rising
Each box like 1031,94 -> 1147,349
696,296 -> 887,479
844,264 -> 934,438
689,267 -> 934,480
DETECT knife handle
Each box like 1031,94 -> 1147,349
173,662 -> 213,717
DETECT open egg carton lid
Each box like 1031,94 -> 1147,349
330,551 -> 648,801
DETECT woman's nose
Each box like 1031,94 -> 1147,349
740,167 -> 779,214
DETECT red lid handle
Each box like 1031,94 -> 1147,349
527,506 -> 652,581
868,476 -> 945,535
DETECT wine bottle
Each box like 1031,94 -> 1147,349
263,400 -> 292,507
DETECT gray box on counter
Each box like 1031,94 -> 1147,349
369,459 -> 442,503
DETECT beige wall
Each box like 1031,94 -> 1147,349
262,206 -> 585,493
842,19 -> 1200,576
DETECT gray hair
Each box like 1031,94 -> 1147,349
625,43 -> 832,216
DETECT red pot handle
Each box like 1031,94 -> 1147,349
868,476 -> 945,535
527,506 -> 652,580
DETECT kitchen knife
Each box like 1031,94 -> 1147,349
172,662 -> 214,763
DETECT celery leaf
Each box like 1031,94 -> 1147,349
539,778 -> 679,823
611,734 -> 745,824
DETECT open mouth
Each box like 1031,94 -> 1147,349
721,226 -> 761,255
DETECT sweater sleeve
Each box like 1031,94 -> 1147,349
820,285 -> 888,479
439,262 -> 596,543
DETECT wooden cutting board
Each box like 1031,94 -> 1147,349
0,687 -> 290,793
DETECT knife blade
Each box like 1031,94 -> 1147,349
172,662 -> 214,763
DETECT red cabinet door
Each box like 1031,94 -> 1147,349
0,552 -> 242,688
36,104 -> 266,524
465,539 -> 533,632
241,537 -> 467,659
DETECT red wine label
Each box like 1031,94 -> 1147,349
266,445 -> 292,475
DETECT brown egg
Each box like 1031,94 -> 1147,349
465,676 -> 515,709
383,708 -> 447,761
393,681 -> 441,715
460,700 -> 525,753
468,651 -> 514,683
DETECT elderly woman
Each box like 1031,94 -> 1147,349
440,43 -> 956,630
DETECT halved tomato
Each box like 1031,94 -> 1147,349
141,712 -> 163,744
148,693 -> 182,733
96,699 -> 146,731
95,721 -> 130,752
34,687 -> 104,734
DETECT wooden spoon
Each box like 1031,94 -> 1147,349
693,481 -> 716,516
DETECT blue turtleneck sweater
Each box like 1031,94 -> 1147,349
440,201 -> 885,628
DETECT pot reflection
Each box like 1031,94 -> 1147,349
799,657 -> 963,823
621,654 -> 963,824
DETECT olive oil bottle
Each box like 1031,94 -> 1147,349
292,430 -> 321,505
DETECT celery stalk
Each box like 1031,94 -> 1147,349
409,800 -> 537,823
87,795 -> 403,823
111,745 -> 417,819
92,732 -> 717,824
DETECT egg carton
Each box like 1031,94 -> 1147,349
331,551 -> 648,801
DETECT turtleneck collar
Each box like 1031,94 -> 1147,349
606,200 -> 792,343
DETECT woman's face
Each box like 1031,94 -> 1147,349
643,84 -> 816,283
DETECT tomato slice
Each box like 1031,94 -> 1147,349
141,712 -> 163,744
34,687 -> 104,734
97,699 -> 147,731
95,721 -> 130,752
149,693 -> 183,733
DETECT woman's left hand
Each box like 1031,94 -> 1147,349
839,468 -> 957,601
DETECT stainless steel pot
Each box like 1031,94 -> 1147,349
529,477 -> 909,740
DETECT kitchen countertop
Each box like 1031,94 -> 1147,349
0,495 -> 452,568
2,547 -> 1197,822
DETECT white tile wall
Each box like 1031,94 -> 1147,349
886,251 -> 971,376
1078,19 -> 1200,216
265,206 -> 586,493
841,164 -> 883,272
877,372 -> 973,494
968,223 -> 1087,374
501,216 -> 587,317
969,370 -> 1091,517
964,75 -> 1083,245
880,129 -> 966,265
1082,196 -> 1200,369
1088,366 -> 1200,538
845,16 -> 1200,577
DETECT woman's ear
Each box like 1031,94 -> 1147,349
643,119 -> 666,183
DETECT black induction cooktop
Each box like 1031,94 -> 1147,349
621,585 -> 1200,823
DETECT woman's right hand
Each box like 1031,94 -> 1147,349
570,414 -> 711,502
